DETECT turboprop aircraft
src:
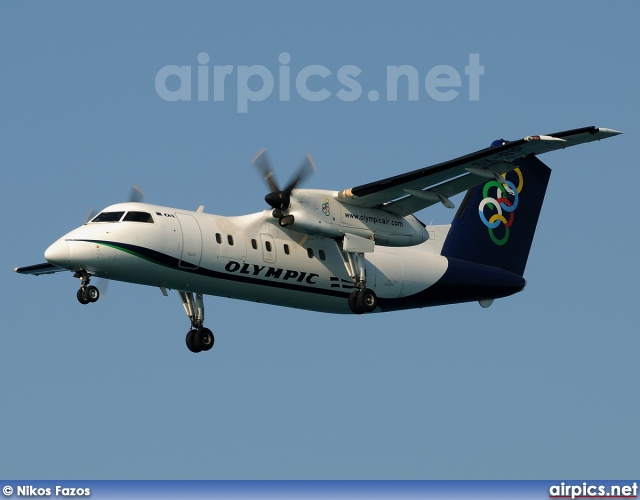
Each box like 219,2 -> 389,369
15,126 -> 620,353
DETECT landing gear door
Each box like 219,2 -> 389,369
176,213 -> 203,269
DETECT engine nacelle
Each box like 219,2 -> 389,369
337,203 -> 427,246
282,190 -> 428,247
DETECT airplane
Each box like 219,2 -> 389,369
15,126 -> 621,353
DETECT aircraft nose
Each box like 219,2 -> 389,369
44,239 -> 70,266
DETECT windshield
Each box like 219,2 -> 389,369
90,211 -> 125,223
123,211 -> 154,223
89,211 -> 154,224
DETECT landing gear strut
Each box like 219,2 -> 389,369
179,291 -> 214,353
74,270 -> 100,304
338,243 -> 378,315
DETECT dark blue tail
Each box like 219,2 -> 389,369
441,154 -> 551,276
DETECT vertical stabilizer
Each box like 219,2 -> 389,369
441,154 -> 551,276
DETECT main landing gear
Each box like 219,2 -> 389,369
340,248 -> 378,315
179,291 -> 214,353
74,270 -> 100,305
348,287 -> 377,315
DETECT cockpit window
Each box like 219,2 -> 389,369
90,211 -> 125,223
123,211 -> 154,223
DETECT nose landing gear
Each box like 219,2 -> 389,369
74,270 -> 100,304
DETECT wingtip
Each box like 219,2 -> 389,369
597,127 -> 623,136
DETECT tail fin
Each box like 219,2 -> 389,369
441,154 -> 551,276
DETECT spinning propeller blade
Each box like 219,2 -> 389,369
129,184 -> 145,203
252,149 -> 280,194
84,208 -> 98,224
253,150 -> 316,211
283,154 -> 316,194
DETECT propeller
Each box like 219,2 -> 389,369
253,149 -> 316,215
129,184 -> 145,203
84,207 -> 98,225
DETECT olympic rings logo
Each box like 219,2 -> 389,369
477,168 -> 523,246
322,198 -> 331,216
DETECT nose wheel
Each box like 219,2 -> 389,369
74,271 -> 100,304
77,285 -> 100,304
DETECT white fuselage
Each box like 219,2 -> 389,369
44,201 -> 451,314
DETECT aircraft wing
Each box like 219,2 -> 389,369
14,263 -> 67,276
336,126 -> 621,216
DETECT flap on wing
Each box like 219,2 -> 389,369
336,126 -> 621,216
14,263 -> 67,276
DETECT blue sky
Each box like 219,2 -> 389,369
1,1 -> 638,479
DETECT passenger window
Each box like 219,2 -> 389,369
123,211 -> 154,223
307,248 -> 314,258
228,235 -> 234,246
215,233 -> 222,244
91,211 -> 125,223
251,239 -> 258,250
319,249 -> 326,261
265,241 -> 272,252
284,244 -> 290,255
